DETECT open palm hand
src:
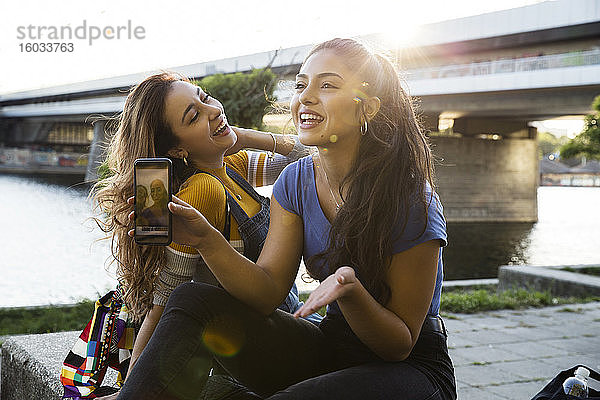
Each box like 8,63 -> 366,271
293,266 -> 357,318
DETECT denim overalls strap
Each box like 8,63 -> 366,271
224,166 -> 269,261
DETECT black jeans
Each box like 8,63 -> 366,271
117,283 -> 456,400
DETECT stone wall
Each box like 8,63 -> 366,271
431,136 -> 538,222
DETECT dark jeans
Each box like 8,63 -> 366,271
117,283 -> 456,400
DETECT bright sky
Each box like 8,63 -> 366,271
531,119 -> 586,139
0,0 -> 546,94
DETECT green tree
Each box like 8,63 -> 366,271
560,95 -> 600,160
194,68 -> 277,130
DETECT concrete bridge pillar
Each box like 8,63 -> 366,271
85,120 -> 107,183
432,136 -> 538,222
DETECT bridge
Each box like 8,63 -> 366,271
1,0 -> 599,222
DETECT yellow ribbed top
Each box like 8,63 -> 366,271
169,151 -> 267,255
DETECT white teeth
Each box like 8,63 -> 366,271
300,113 -> 323,121
213,120 -> 226,136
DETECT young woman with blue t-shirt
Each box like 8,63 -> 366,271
117,38 -> 456,399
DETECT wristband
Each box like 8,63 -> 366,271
268,132 -> 277,159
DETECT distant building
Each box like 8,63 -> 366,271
540,157 -> 600,186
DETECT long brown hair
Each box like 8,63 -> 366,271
92,72 -> 197,322
307,39 -> 435,306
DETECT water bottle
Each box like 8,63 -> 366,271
563,367 -> 589,397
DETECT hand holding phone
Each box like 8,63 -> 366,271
134,158 -> 172,246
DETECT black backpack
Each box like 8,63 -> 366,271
532,365 -> 600,400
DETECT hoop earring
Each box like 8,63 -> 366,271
183,156 -> 188,166
360,118 -> 368,136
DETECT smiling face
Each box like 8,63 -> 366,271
136,185 -> 148,208
164,80 -> 236,167
150,179 -> 167,204
291,49 -> 367,148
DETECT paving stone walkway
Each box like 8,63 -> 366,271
445,301 -> 600,399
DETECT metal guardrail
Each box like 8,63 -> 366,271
407,49 -> 600,80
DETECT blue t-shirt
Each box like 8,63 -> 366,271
272,156 -> 447,317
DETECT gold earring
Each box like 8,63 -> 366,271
183,156 -> 188,166
360,117 -> 368,136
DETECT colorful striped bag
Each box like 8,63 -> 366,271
60,286 -> 136,399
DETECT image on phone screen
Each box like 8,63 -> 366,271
135,162 -> 170,241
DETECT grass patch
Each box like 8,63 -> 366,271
441,288 -> 599,314
561,266 -> 600,276
557,307 -> 584,313
0,301 -> 94,336
299,293 -> 326,316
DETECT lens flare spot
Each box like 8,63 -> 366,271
329,135 -> 338,143
203,332 -> 239,357
352,88 -> 369,103
322,147 -> 328,153
202,315 -> 245,357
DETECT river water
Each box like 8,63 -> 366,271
1,174 -> 599,307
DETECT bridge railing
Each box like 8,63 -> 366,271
406,49 -> 600,80
272,49 -> 600,101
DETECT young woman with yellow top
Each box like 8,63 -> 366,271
92,72 -> 321,399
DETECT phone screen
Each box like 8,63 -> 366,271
134,158 -> 172,246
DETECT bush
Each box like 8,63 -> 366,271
560,94 -> 600,160
195,68 -> 278,130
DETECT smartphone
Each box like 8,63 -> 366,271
134,158 -> 173,246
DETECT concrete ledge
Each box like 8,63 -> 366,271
0,331 -> 116,400
442,278 -> 499,291
1,331 -> 257,400
498,264 -> 600,297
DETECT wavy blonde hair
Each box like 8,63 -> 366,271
92,72 -> 195,322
